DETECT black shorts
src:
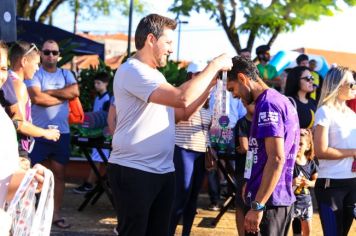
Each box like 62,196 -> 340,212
245,205 -> 293,236
235,175 -> 246,209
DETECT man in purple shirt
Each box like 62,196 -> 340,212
227,56 -> 300,236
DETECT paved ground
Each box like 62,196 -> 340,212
51,183 -> 356,236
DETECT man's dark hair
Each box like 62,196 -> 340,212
227,56 -> 259,82
255,45 -> 270,55
9,41 -> 39,66
95,72 -> 110,83
296,54 -> 309,65
42,39 -> 58,47
285,66 -> 311,98
135,14 -> 177,50
238,48 -> 251,54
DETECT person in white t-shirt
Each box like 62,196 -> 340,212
313,66 -> 356,236
107,14 -> 232,236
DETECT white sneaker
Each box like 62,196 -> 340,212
113,226 -> 119,235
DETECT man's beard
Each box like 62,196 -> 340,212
258,54 -> 270,63
42,61 -> 57,68
245,89 -> 254,105
157,55 -> 168,68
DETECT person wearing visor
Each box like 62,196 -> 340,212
26,39 -> 79,229
255,45 -> 281,90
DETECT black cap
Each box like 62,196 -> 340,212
256,45 -> 270,55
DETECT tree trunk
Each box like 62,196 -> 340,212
17,0 -> 32,19
29,0 -> 42,21
267,27 -> 281,48
73,0 -> 79,33
38,0 -> 65,23
217,0 -> 241,54
246,28 -> 258,52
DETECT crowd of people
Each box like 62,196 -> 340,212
0,12 -> 355,236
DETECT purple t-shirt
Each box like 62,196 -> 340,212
245,89 -> 300,206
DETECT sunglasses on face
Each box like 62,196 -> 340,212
24,43 -> 39,56
42,50 -> 59,56
300,75 -> 314,82
347,81 -> 356,89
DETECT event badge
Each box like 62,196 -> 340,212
352,158 -> 356,173
244,151 -> 253,179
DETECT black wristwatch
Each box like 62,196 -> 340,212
251,201 -> 265,211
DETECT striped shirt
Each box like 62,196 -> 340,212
175,108 -> 211,153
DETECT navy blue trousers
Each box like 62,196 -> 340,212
169,145 -> 206,236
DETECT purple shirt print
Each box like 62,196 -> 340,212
245,89 -> 300,206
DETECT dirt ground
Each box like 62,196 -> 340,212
51,182 -> 356,236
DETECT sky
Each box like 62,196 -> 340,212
50,1 -> 356,62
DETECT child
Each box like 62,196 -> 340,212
234,100 -> 254,236
74,72 -> 111,194
292,129 -> 318,236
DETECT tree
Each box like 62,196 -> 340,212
17,0 -> 144,24
169,0 -> 356,54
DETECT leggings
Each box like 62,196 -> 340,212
314,178 -> 356,236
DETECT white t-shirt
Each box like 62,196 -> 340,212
109,58 -> 175,174
314,105 -> 356,179
0,107 -> 19,180
0,107 -> 19,208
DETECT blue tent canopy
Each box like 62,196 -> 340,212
17,18 -> 104,59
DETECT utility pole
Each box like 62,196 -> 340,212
177,19 -> 188,62
127,0 -> 134,57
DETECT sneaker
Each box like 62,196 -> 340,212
208,203 -> 221,211
113,226 -> 119,235
73,182 -> 94,194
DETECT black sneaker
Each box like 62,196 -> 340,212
73,182 -> 94,194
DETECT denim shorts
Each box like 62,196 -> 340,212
293,204 -> 313,221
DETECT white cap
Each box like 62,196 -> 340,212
186,60 -> 207,73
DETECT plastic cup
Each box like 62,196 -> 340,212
48,125 -> 59,130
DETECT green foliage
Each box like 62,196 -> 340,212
169,0 -> 356,52
57,39 -> 79,67
78,60 -> 115,111
17,0 -> 145,23
69,0 -> 145,19
159,60 -> 188,87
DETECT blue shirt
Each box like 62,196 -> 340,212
25,67 -> 77,134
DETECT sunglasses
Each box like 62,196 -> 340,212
24,43 -> 39,56
42,50 -> 59,56
300,75 -> 314,82
347,82 -> 356,89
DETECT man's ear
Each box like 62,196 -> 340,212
146,33 -> 157,47
20,56 -> 27,68
237,72 -> 250,86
